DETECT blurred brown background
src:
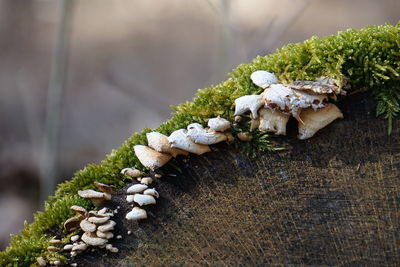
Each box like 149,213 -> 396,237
0,0 -> 398,250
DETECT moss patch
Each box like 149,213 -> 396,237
1,23 -> 399,266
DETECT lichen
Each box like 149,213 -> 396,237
1,23 -> 399,266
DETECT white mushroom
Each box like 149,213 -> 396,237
133,194 -> 156,206
168,129 -> 211,155
186,123 -> 227,145
146,132 -> 189,158
106,244 -> 119,253
63,244 -> 74,250
70,235 -> 80,242
125,207 -> 147,221
234,95 -> 264,118
88,216 -> 110,224
120,167 -> 142,178
207,116 -> 231,132
126,184 -> 148,194
36,257 -> 46,267
143,188 -> 159,198
81,233 -> 108,247
96,230 -> 113,239
134,145 -> 172,171
80,219 -> 97,233
77,189 -> 108,206
126,195 -> 135,203
297,103 -> 343,140
140,177 -> 153,185
258,108 -> 290,135
250,70 -> 278,88
97,220 -> 116,232
71,205 -> 87,217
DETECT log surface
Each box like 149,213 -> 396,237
74,92 -> 400,266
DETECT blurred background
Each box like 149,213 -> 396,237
0,0 -> 398,250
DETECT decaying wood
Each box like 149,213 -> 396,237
72,92 -> 400,266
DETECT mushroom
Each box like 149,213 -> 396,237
237,132 -> 252,142
207,116 -> 231,132
106,244 -> 119,253
88,215 -> 110,224
286,76 -> 348,95
97,220 -> 116,232
94,182 -> 116,197
81,232 -> 108,247
96,230 -> 113,239
133,194 -> 156,206
63,244 -> 74,251
126,207 -> 147,221
70,235 -> 80,242
258,108 -> 290,135
80,219 -> 97,233
134,145 -> 172,171
121,167 -> 142,178
143,188 -> 159,198
64,216 -> 82,232
71,205 -> 88,217
297,103 -> 343,140
140,177 -> 153,185
126,195 -> 135,203
249,114 -> 260,132
186,123 -> 227,145
250,70 -> 278,88
234,94 -> 264,118
126,184 -> 148,194
71,242 -> 88,252
168,129 -> 211,155
78,189 -> 108,207
146,132 -> 189,157
36,257 -> 46,267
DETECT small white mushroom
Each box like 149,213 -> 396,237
134,145 -> 172,171
250,70 -> 278,88
126,184 -> 148,194
116,235 -> 122,239
106,244 -> 119,253
234,95 -> 264,118
125,207 -> 147,221
71,263 -> 78,267
143,188 -> 159,198
187,123 -> 227,145
133,194 -> 156,206
80,219 -> 97,233
63,244 -> 74,250
120,167 -> 142,178
77,189 -> 108,206
72,242 -> 88,252
126,195 -> 135,203
297,103 -> 343,140
81,233 -> 108,247
36,257 -> 46,267
97,207 -> 113,217
70,205 -> 88,217
70,235 -> 80,242
140,177 -> 153,185
88,216 -> 110,224
168,129 -> 211,155
96,230 -> 114,239
258,108 -> 290,135
97,220 -> 116,232
207,116 -> 231,132
146,132 -> 189,158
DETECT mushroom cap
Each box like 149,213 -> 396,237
143,188 -> 159,198
258,108 -> 290,135
286,76 -> 348,95
234,94 -> 264,118
297,103 -> 343,140
134,145 -> 172,171
97,220 -> 116,232
63,244 -> 74,250
187,123 -> 227,145
81,233 -> 108,247
250,70 -> 278,88
168,129 -> 211,155
77,189 -> 105,199
71,243 -> 88,251
207,116 -> 231,132
70,235 -> 80,242
140,177 -> 153,185
125,207 -> 147,221
64,216 -> 83,232
70,205 -> 88,217
80,219 -> 97,232
147,132 -> 189,158
88,215 -> 110,224
127,184 -> 148,194
133,194 -> 156,206
126,195 -> 135,203
94,181 -> 116,195
120,167 -> 142,178
96,230 -> 114,239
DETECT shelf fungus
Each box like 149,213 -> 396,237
146,131 -> 189,158
77,189 -> 110,207
234,94 -> 264,118
258,108 -> 290,135
207,116 -> 231,132
250,70 -> 278,89
187,123 -> 227,145
120,167 -> 142,178
126,207 -> 147,221
134,145 -> 172,171
168,129 -> 211,155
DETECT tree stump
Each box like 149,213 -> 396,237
74,92 -> 400,266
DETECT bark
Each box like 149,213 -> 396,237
73,92 -> 400,266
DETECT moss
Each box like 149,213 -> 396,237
1,24 -> 399,266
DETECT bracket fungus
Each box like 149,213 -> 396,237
133,194 -> 156,206
126,207 -> 148,221
127,184 -> 148,194
207,116 -> 231,132
78,189 -> 110,207
187,123 -> 227,145
168,129 -> 211,155
146,131 -> 189,158
250,70 -> 278,88
121,167 -> 142,178
258,108 -> 290,135
134,145 -> 172,171
234,94 -> 264,118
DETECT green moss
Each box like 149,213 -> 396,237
1,24 -> 399,266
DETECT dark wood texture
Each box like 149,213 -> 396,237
74,92 -> 400,266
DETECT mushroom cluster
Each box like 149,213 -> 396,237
63,205 -> 119,257
235,70 -> 345,139
133,116 -> 232,170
